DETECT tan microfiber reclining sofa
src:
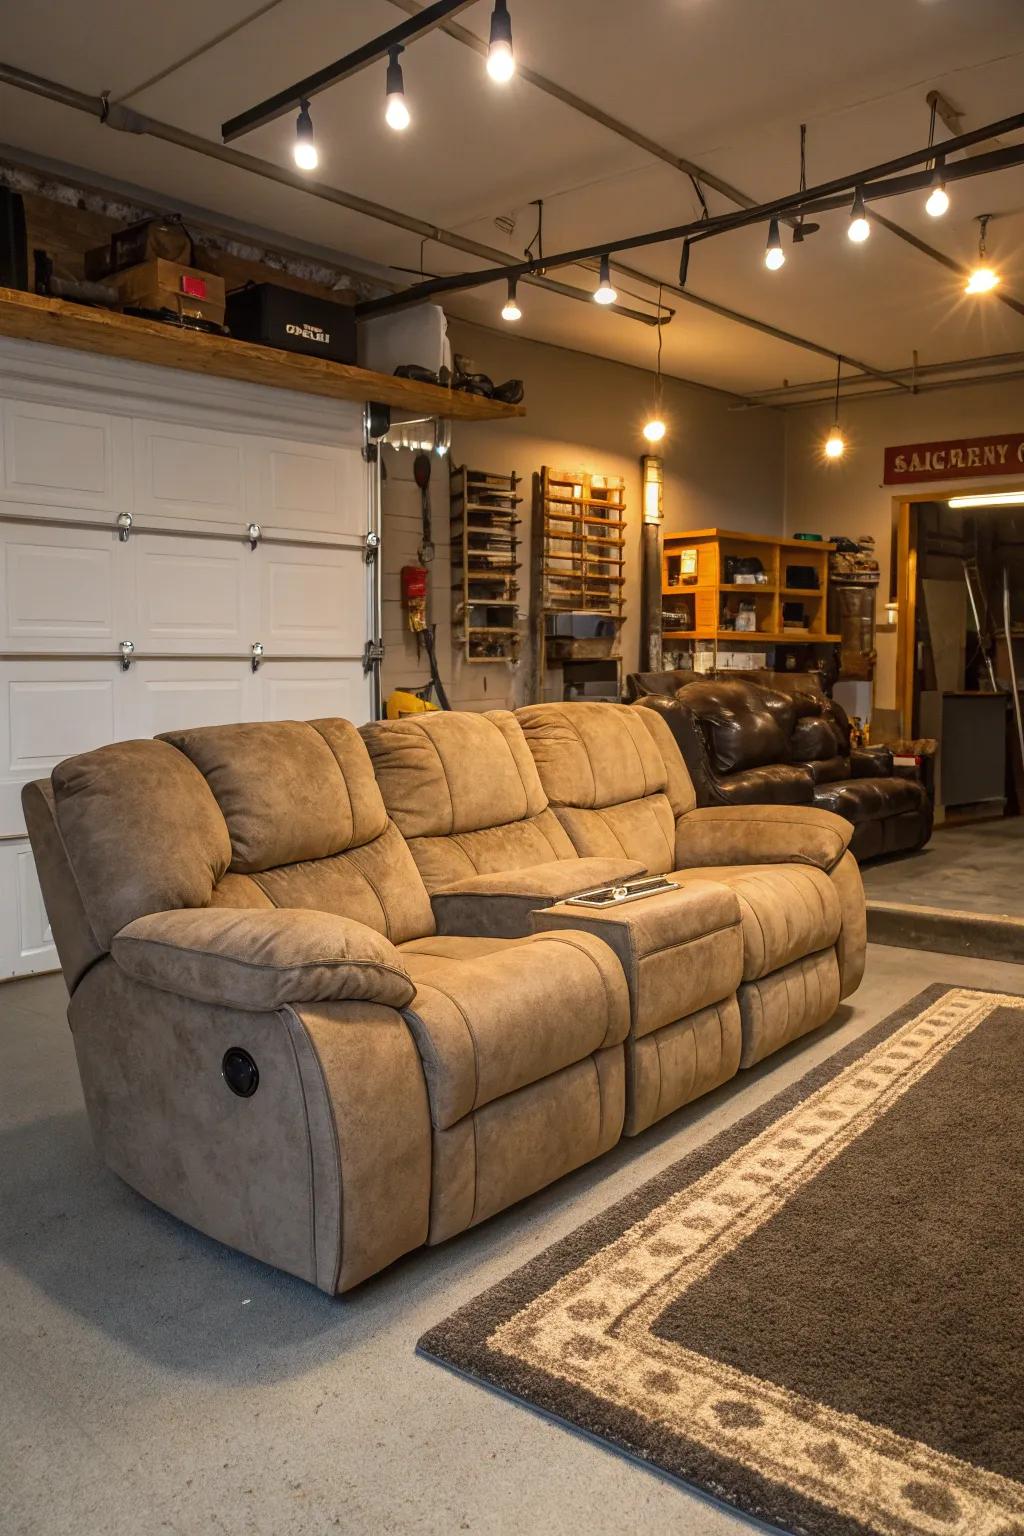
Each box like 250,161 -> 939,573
24,703 -> 865,1294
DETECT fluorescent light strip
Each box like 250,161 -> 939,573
947,490 -> 1024,508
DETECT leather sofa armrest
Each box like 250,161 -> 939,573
111,907 -> 415,1011
850,745 -> 894,778
431,857 -> 647,939
675,804 -> 852,873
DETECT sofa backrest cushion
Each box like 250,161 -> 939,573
361,710 -> 576,890
516,702 -> 696,877
161,718 -> 433,944
673,679 -> 797,774
51,738 -> 232,950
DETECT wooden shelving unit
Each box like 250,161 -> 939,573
0,287 -> 526,422
661,528 -> 841,654
530,467 -> 627,702
449,465 -> 522,664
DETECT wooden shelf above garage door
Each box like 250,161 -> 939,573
0,288 -> 526,423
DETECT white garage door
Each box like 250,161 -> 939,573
0,336 -> 375,978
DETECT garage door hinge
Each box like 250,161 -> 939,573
247,522 -> 262,550
116,512 -> 133,542
119,640 -> 135,670
363,530 -> 381,563
362,639 -> 385,673
251,642 -> 264,672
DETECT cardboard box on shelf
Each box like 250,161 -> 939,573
116,259 -> 226,327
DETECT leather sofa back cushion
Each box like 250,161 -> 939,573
675,680 -> 793,774
517,702 -> 669,810
160,718 -> 387,874
52,739 -> 231,949
361,710 -> 547,839
789,715 -> 843,763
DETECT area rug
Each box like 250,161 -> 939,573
419,984 -> 1024,1536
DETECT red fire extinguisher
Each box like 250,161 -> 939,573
400,562 -> 450,709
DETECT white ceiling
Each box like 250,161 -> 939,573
2,0 -> 1024,396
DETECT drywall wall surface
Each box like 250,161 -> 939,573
380,320 -> 785,710
784,375 -> 1024,713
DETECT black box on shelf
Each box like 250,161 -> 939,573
225,283 -> 357,363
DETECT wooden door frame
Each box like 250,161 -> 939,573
893,480 -> 1024,737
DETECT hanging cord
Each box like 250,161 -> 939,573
832,354 -> 842,429
654,283 -> 665,416
689,176 -> 710,221
524,199 -> 544,267
927,95 -> 937,167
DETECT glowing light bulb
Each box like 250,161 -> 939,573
824,429 -> 846,460
965,266 -> 1000,295
487,1 -> 515,81
385,94 -> 410,130
643,417 -> 666,444
593,254 -> 617,305
764,216 -> 785,271
847,187 -> 869,243
925,184 -> 949,217
293,100 -> 318,171
501,279 -> 521,321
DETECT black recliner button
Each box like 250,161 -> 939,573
222,1048 -> 259,1098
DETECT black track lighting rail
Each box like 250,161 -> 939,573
356,110 -> 1024,317
221,0 -> 478,142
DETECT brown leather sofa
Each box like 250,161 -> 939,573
24,702 -> 868,1293
631,674 -> 931,861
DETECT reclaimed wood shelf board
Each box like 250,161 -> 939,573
0,288 -> 526,421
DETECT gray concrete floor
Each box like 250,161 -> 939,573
3,947 -> 1024,1536
862,816 -> 1024,918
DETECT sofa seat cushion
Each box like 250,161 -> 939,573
670,863 -> 842,981
813,775 -> 928,826
398,931 -> 630,1130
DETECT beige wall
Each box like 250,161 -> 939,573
381,318 -> 785,710
784,376 -> 1024,714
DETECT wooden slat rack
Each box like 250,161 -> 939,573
530,467 -> 626,702
450,465 -> 522,663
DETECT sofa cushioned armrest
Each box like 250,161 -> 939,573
675,804 -> 852,874
430,856 -> 646,939
850,745 -> 894,778
111,907 -> 416,1011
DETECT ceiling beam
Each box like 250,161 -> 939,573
356,118 -> 1024,314
220,0 -> 479,142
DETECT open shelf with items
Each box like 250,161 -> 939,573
530,467 -> 627,702
449,465 -> 522,663
661,528 -> 840,666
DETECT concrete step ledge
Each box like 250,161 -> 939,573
867,900 -> 1024,964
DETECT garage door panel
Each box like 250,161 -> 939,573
250,437 -> 367,538
262,547 -> 366,652
0,399 -> 130,511
133,419 -> 247,524
0,524 -> 123,647
0,843 -> 54,979
134,540 -> 254,650
133,665 -> 255,738
0,666 -> 120,836
260,662 -> 368,726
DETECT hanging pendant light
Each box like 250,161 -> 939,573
965,214 -> 1000,294
925,157 -> 949,217
501,276 -> 521,321
487,0 -> 515,82
385,46 -> 410,131
764,216 -> 785,270
643,296 -> 667,443
293,99 -> 318,171
823,356 -> 846,459
847,186 -> 870,243
593,254 -> 617,305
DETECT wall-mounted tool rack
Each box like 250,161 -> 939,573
449,464 -> 522,663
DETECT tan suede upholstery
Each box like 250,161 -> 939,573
627,998 -> 742,1135
399,930 -> 629,1129
361,710 -> 578,891
519,700 -> 866,1076
21,779 -> 103,991
51,738 -> 231,949
112,908 -> 415,1011
430,856 -> 646,938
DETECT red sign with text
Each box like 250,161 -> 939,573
883,432 -> 1024,485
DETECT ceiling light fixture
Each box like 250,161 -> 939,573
948,490 -> 1024,509
594,254 -> 617,305
823,355 -> 846,460
501,276 -> 521,321
965,214 -> 1000,294
847,186 -> 870,243
925,157 -> 949,217
764,216 -> 785,270
643,295 -> 667,443
487,0 -> 515,83
385,45 -> 410,131
292,99 -> 318,171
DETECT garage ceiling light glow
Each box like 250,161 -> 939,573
847,186 -> 870,242
925,158 -> 949,217
487,0 -> 515,82
764,216 -> 785,270
385,46 -> 410,130
593,254 -> 617,304
501,276 -> 521,321
292,99 -> 318,171
948,490 -> 1024,508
